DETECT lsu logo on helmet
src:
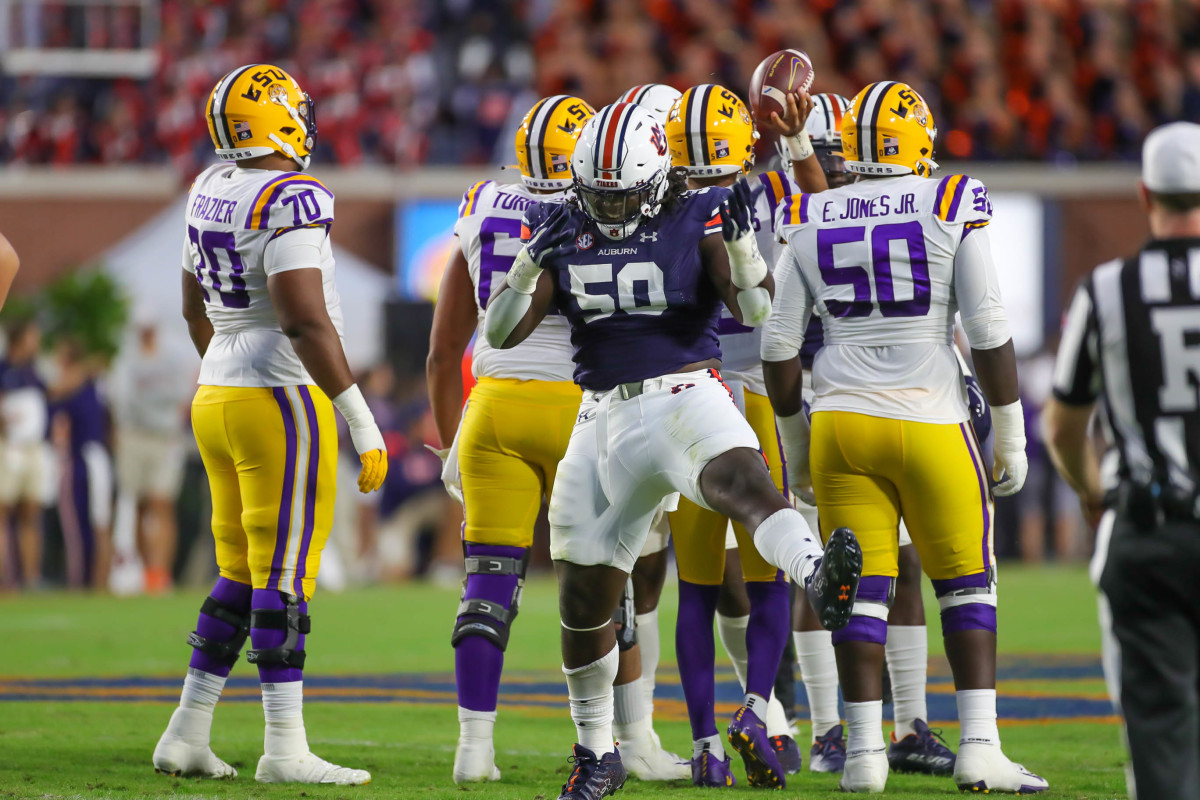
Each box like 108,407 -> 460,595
840,81 -> 938,177
665,84 -> 758,177
206,64 -> 317,169
515,96 -> 595,190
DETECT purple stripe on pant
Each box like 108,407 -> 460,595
292,386 -> 321,598
677,580 -> 721,740
251,588 -> 307,683
190,577 -> 253,677
455,543 -> 525,713
958,423 -> 992,572
269,388 -> 299,592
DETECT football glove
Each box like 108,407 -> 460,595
721,178 -> 771,326
357,449 -> 388,494
990,399 -> 1027,497
331,385 -> 388,494
507,204 -> 580,294
424,442 -> 464,505
964,374 -> 993,442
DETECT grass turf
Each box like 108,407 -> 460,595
0,564 -> 1128,799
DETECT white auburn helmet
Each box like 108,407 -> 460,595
799,92 -> 853,186
616,84 -> 683,126
572,102 -> 672,241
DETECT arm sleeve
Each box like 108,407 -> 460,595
760,246 -> 813,362
263,226 -> 327,276
953,227 -> 1011,350
1051,281 -> 1101,405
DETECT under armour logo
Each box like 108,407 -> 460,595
640,231 -> 658,242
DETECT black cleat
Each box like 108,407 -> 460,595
557,744 -> 627,800
804,527 -> 862,631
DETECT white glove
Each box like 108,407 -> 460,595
424,440 -> 463,505
990,399 -> 1028,496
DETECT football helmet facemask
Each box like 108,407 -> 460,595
665,84 -> 758,177
840,81 -> 939,177
802,93 -> 854,187
572,102 -> 672,241
206,64 -> 316,169
515,95 -> 595,191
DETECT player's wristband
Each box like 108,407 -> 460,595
506,247 -> 542,295
782,128 -> 815,162
736,287 -> 772,327
990,399 -> 1026,452
332,384 -> 386,455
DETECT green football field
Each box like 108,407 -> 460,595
0,564 -> 1128,799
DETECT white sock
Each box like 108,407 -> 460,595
752,508 -> 822,587
957,689 -> 1000,747
612,680 -> 647,743
844,700 -> 886,757
885,625 -> 928,738
564,646 -> 618,756
744,692 -> 769,718
635,610 -> 660,722
693,733 -> 725,760
765,693 -> 793,738
180,668 -> 226,713
261,681 -> 307,757
458,707 -> 497,747
794,630 -> 840,743
716,613 -> 750,687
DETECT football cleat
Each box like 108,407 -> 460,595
153,718 -> 237,779
809,724 -> 847,773
839,748 -> 889,793
954,743 -> 1048,794
618,731 -> 690,781
255,752 -> 370,785
888,719 -> 955,775
453,737 -> 501,783
691,749 -> 736,787
727,706 -> 786,789
770,734 -> 804,775
804,528 -> 862,631
558,744 -> 626,799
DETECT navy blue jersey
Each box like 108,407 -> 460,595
526,187 -> 731,391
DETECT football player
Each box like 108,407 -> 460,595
784,92 -> 959,778
153,65 -> 387,785
661,83 -> 824,788
483,101 -> 863,800
761,81 -> 1048,794
426,95 -> 686,783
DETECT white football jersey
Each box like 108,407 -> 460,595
454,180 -> 574,383
774,172 -> 994,423
182,164 -> 343,387
718,169 -> 797,383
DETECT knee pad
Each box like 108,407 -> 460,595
188,594 -> 250,667
612,577 -> 638,652
830,575 -> 895,646
451,545 -> 529,652
933,570 -> 997,634
245,593 -> 310,669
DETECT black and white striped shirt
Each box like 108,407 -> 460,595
1052,238 -> 1200,497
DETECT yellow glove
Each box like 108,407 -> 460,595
358,448 -> 388,493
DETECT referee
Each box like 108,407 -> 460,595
1044,121 -> 1200,800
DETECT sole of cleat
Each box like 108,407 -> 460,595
819,529 -> 862,630
728,729 -> 783,789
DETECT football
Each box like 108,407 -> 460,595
748,48 -> 816,121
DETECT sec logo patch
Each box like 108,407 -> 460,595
576,233 -> 594,250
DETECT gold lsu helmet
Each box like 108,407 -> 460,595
840,81 -> 939,177
206,64 -> 316,169
515,95 -> 596,190
665,84 -> 758,177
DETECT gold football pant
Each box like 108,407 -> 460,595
459,377 -> 581,548
192,385 -> 337,601
672,387 -> 784,585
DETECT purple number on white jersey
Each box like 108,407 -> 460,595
188,225 -> 249,309
817,223 -> 930,319
475,216 -> 523,309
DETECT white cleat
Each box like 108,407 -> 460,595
838,748 -> 889,793
954,743 -> 1048,794
255,751 -> 371,785
153,709 -> 237,778
453,738 -> 501,783
619,731 -> 691,781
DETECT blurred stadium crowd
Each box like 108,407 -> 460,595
3,0 -> 1200,170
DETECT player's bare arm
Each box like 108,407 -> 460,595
426,248 -> 477,448
757,91 -> 829,195
181,272 -> 214,357
0,232 -> 19,310
1042,398 -> 1104,523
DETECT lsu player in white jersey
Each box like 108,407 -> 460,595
425,95 -> 686,784
661,82 -> 829,788
761,81 -> 1047,794
787,93 -> 959,779
153,65 -> 387,786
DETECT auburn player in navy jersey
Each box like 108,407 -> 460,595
483,102 -> 863,800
